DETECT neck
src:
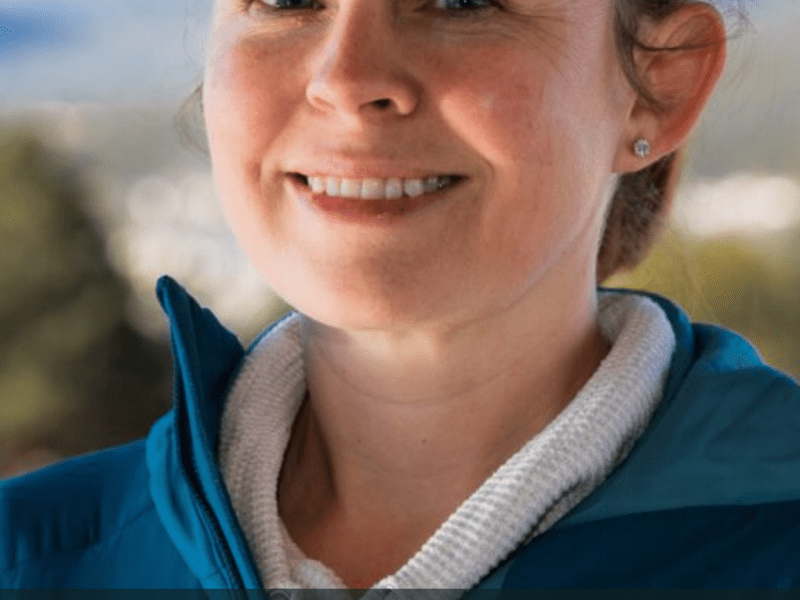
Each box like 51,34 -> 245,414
278,278 -> 611,577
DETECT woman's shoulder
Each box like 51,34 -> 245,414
0,439 -> 176,586
496,290 -> 800,588
499,495 -> 800,588
607,287 -> 799,397
644,288 -> 800,419
565,289 -> 800,524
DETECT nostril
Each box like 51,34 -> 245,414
372,98 -> 392,109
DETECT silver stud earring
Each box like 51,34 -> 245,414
633,138 -> 651,158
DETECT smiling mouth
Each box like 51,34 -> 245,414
290,173 -> 465,201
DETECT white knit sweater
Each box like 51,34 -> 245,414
219,291 -> 676,590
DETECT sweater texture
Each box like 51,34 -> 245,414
219,292 -> 675,589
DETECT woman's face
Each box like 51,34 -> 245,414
204,0 -> 635,329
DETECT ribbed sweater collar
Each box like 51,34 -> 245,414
218,291 -> 675,590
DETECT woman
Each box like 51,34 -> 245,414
1,0 -> 799,590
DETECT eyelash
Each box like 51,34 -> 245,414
245,0 -> 500,18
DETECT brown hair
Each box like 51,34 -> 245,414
177,0 -> 745,283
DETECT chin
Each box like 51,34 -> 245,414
296,290 -> 447,333
271,269 -> 463,333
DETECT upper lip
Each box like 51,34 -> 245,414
285,155 -> 467,180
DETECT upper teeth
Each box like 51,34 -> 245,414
305,175 -> 455,200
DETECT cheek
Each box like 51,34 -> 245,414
435,57 -> 611,277
438,65 -> 586,235
439,65 -> 551,170
204,40 -> 294,163
203,39 -> 301,239
436,52 -> 598,201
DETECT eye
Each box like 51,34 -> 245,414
245,0 -> 324,19
250,0 -> 317,9
432,0 -> 496,11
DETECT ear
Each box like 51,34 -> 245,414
613,2 -> 727,174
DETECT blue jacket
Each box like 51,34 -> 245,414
1,276 -> 799,589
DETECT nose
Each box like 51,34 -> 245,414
305,5 -> 420,120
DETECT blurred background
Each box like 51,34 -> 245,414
0,0 -> 798,478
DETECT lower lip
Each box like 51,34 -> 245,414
289,176 -> 462,224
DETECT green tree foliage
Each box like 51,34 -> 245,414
0,127 -> 172,475
609,228 -> 800,381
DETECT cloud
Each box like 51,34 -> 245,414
675,173 -> 800,237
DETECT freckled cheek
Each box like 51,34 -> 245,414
442,72 -> 551,169
440,68 -> 586,246
204,45 -> 301,249
205,44 -> 298,165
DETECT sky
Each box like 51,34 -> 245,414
0,0 -> 795,107
0,0 -> 210,106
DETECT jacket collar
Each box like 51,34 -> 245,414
146,276 -> 261,588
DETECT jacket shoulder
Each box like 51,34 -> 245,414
561,291 -> 800,528
0,440 -> 197,587
0,440 -> 148,564
504,498 -> 800,588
